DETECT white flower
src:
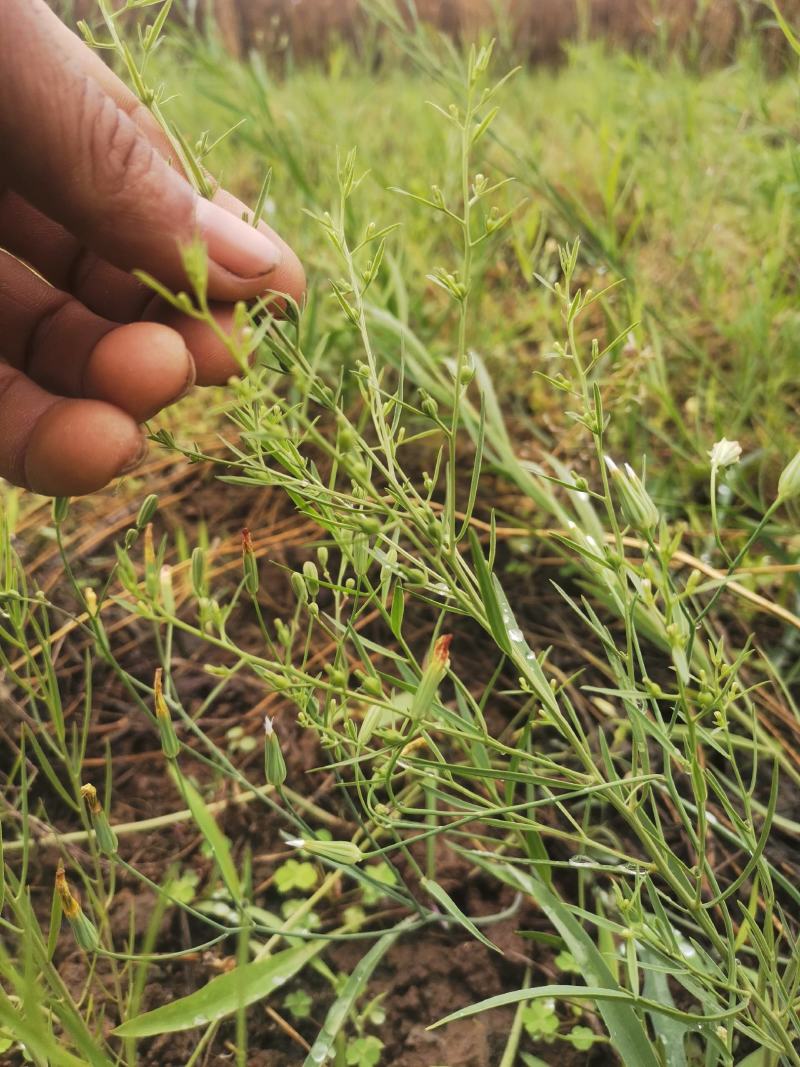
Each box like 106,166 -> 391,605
708,438 -> 742,471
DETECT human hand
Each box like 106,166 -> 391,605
0,0 -> 305,497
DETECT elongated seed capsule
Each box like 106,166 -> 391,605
302,561 -> 319,597
287,837 -> 363,865
263,716 -> 287,787
242,528 -> 259,595
604,456 -> 659,534
191,547 -> 206,598
154,668 -> 180,759
409,634 -> 452,724
136,494 -> 159,528
80,783 -> 118,856
55,862 -> 99,951
290,571 -> 308,604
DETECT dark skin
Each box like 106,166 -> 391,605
0,0 -> 305,497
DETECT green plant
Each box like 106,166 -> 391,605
1,2 -> 799,1066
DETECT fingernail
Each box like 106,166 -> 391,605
196,198 -> 282,279
172,362 -> 196,405
120,437 -> 148,475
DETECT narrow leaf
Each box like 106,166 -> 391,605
421,876 -> 501,953
114,940 -> 323,1038
467,856 -> 660,1067
170,766 -> 242,903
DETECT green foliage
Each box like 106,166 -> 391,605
2,2 -> 800,1066
346,1035 -> 384,1066
284,988 -> 313,1020
274,859 -> 319,894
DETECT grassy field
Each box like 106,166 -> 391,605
2,3 -> 800,1065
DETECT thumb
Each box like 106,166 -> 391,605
0,0 -> 284,300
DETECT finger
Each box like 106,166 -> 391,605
0,185 -> 306,325
0,1 -> 290,302
0,188 -> 151,323
158,304 -> 241,387
0,363 -> 144,496
0,251 -> 194,421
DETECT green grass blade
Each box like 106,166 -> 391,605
170,765 -> 242,904
303,920 -> 411,1066
114,940 -> 324,1038
468,527 -> 511,653
640,946 -> 689,1067
420,876 -> 501,953
469,856 -> 660,1066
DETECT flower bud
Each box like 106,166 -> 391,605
360,674 -> 383,698
274,618 -> 292,648
264,716 -> 287,788
290,572 -> 308,604
242,528 -> 259,595
191,547 -> 207,598
287,837 -> 363,866
136,494 -> 159,528
351,532 -> 371,577
777,449 -> 800,502
56,862 -> 99,952
410,634 -> 452,724
302,561 -> 319,597
153,667 -> 180,759
80,783 -> 118,856
52,497 -> 70,523
419,390 -> 439,419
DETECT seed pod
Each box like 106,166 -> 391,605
154,668 -> 180,759
274,618 -> 292,648
136,494 -> 159,528
263,716 -> 287,788
409,635 -> 452,724
361,674 -> 383,698
419,390 -> 439,419
317,546 -> 329,571
80,783 -> 118,856
52,497 -> 71,523
191,547 -> 207,598
351,532 -> 370,577
55,862 -> 99,952
302,561 -> 319,597
287,837 -> 363,866
242,528 -> 259,595
290,572 -> 308,604
605,457 -> 659,534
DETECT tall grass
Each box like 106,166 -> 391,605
2,2 -> 800,1065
